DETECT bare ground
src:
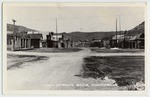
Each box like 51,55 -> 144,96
7,54 -> 48,70
80,56 -> 144,90
6,48 -> 144,90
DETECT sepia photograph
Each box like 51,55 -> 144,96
2,2 -> 147,95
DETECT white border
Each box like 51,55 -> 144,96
1,1 -> 150,96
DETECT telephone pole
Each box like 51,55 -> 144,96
116,18 -> 118,47
119,15 -> 121,35
55,18 -> 58,48
119,16 -> 122,48
123,30 -> 127,48
12,19 -> 16,51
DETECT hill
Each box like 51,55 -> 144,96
127,22 -> 144,36
65,21 -> 145,41
7,24 -> 37,33
61,31 -> 123,41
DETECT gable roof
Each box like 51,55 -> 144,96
112,35 -> 124,40
130,33 -> 144,41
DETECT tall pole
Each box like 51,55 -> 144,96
124,30 -> 127,48
72,34 -> 73,47
12,19 -> 16,51
119,15 -> 121,35
56,18 -> 58,48
116,18 -> 118,47
119,16 -> 122,48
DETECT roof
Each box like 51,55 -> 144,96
7,31 -> 22,37
7,32 -> 31,38
112,35 -> 124,40
130,33 -> 144,41
93,40 -> 101,42
28,34 -> 43,39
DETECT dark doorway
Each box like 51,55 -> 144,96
31,39 -> 40,48
61,43 -> 65,48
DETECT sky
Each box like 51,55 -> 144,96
4,3 -> 145,34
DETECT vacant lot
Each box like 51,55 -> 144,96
26,48 -> 82,53
81,56 -> 144,89
7,54 -> 48,70
91,48 -> 144,53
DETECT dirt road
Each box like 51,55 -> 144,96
7,48 -> 144,90
7,48 -> 91,90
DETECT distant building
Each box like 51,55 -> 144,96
110,35 -> 124,48
109,32 -> 144,49
101,37 -> 111,48
90,38 -> 102,47
41,40 -> 47,47
129,33 -> 144,49
46,32 -> 67,48
124,21 -> 145,49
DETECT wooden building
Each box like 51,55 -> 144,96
7,24 -> 43,51
28,34 -> 43,48
129,33 -> 144,49
46,32 -> 72,48
101,37 -> 111,48
7,30 -> 31,50
90,38 -> 102,47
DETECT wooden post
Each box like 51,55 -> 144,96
116,18 -> 118,47
12,19 -> 16,51
56,18 -> 58,48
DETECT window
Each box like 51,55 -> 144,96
7,38 -> 12,45
10,39 -> 12,45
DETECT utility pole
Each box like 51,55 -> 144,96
55,18 -> 58,48
119,15 -> 121,35
116,18 -> 118,47
12,19 -> 16,51
123,30 -> 127,48
119,15 -> 122,48
72,34 -> 73,48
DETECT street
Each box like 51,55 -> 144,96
7,48 -> 144,90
